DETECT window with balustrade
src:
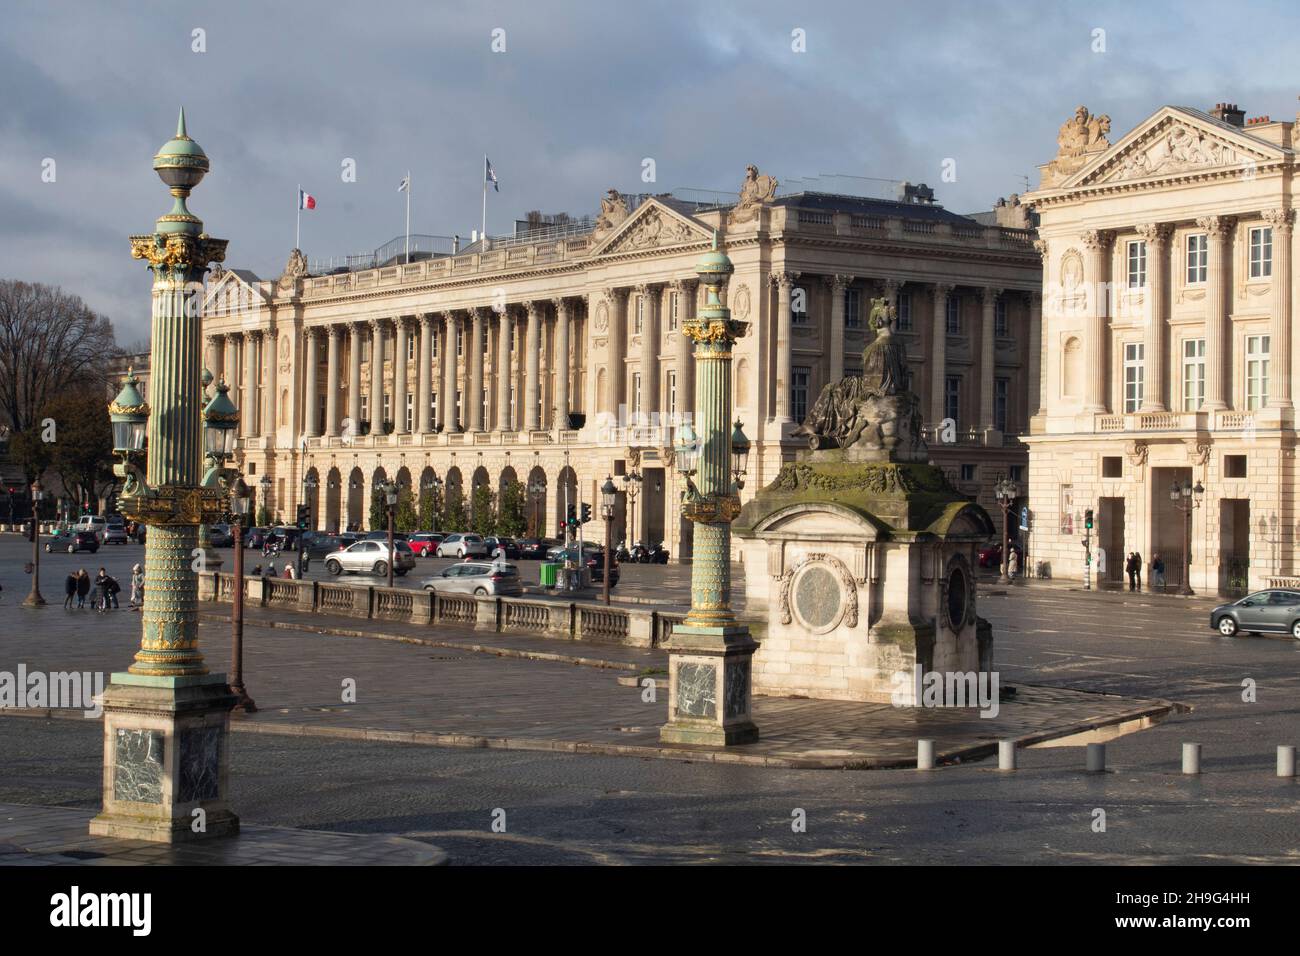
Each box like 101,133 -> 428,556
667,370 -> 678,417
1182,338 -> 1205,411
944,375 -> 961,424
1247,335 -> 1270,409
1123,342 -> 1144,412
792,287 -> 809,326
994,297 -> 1008,337
668,292 -> 679,331
994,378 -> 1009,432
632,372 -> 642,415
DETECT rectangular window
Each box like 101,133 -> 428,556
1181,338 -> 1205,411
360,395 -> 369,422
1186,234 -> 1207,284
896,292 -> 912,331
994,297 -> 1008,337
667,370 -> 678,416
1247,334 -> 1270,409
1009,464 -> 1024,483
431,332 -> 438,358
1250,226 -> 1273,279
1059,484 -> 1075,535
456,329 -> 464,357
482,389 -> 490,427
960,464 -> 977,482
632,372 -> 642,415
404,393 -> 413,432
1102,456 -> 1122,478
635,296 -> 645,334
1127,239 -> 1147,289
1123,342 -> 1144,412
362,340 -> 371,363
944,375 -> 960,424
994,377 -> 1009,432
844,288 -> 862,329
946,295 -> 961,335
668,292 -> 679,331
455,390 -> 462,422
509,385 -> 516,426
382,392 -> 390,424
430,391 -> 438,425
792,366 -> 811,422
1224,454 -> 1248,478
407,335 -> 416,361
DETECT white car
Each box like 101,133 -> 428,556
434,533 -> 489,558
322,539 -> 416,577
103,518 -> 129,545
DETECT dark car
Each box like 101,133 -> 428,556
47,530 -> 99,554
517,538 -> 555,560
304,534 -> 345,560
1210,589 -> 1300,639
408,532 -> 444,557
484,536 -> 522,560
244,527 -> 270,549
363,530 -> 410,542
551,545 -> 619,587
209,523 -> 235,547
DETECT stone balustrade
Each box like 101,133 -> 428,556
197,572 -> 674,648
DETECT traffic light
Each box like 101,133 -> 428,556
296,504 -> 310,530
579,503 -> 591,524
566,503 -> 577,528
1084,508 -> 1094,530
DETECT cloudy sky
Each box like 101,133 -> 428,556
4,0 -> 1299,344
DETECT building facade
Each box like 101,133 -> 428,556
1024,103 -> 1299,592
201,168 -> 1040,555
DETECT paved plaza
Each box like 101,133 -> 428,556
2,535 -> 1298,864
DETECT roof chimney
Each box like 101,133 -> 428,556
1210,102 -> 1245,127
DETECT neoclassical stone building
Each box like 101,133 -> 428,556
201,169 -> 1040,556
1024,103 -> 1299,591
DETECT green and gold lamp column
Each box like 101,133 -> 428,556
660,235 -> 759,746
90,109 -> 239,843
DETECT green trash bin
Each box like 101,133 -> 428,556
539,562 -> 559,588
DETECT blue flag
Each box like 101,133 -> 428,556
485,157 -> 499,192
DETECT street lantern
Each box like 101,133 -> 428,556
377,478 -> 399,588
228,476 -> 255,713
993,476 -> 1019,585
23,479 -> 46,607
674,422 -> 699,476
600,476 -> 618,605
202,379 -> 239,460
109,369 -> 149,455
730,419 -> 750,486
1169,479 -> 1205,595
231,477 -> 251,519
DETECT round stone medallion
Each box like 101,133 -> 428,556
792,564 -> 843,634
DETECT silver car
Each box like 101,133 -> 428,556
422,561 -> 522,597
1210,589 -> 1300,638
323,539 -> 416,577
434,533 -> 489,558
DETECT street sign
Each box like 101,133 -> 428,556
1019,506 -> 1030,532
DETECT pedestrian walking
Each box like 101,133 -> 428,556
106,574 -> 121,609
1007,548 -> 1019,580
1151,553 -> 1165,592
1133,551 -> 1143,591
1095,546 -> 1106,582
94,567 -> 111,612
76,569 -> 90,609
282,562 -> 296,579
129,563 -> 144,609
1125,552 -> 1138,592
63,572 -> 77,609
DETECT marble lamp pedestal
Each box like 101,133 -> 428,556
661,623 -> 758,746
88,674 -> 239,843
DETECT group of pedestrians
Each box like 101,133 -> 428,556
1123,551 -> 1167,591
61,564 -> 144,611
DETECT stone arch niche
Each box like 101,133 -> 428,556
498,465 -> 519,497
734,463 -> 996,704
346,466 -> 364,531
1062,336 -> 1083,400
555,465 -> 578,537
325,466 -> 342,533
305,467 -> 321,529
369,466 -> 388,532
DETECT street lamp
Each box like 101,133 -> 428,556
259,474 -> 272,533
1170,479 -> 1205,596
601,476 -> 618,606
622,470 -> 643,548
228,477 -> 255,712
199,377 -> 239,571
423,475 -> 443,533
730,419 -> 750,490
994,477 -> 1019,585
378,478 -> 398,588
22,479 -> 46,607
300,473 -> 318,574
528,478 -> 546,539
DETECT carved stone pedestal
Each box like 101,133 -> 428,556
89,674 -> 239,844
660,624 -> 758,746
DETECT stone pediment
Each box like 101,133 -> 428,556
1064,107 -> 1284,189
202,266 -> 270,317
589,199 -> 711,257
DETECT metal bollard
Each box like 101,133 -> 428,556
917,739 -> 935,770
998,740 -> 1016,771
1182,742 -> 1201,775
1278,745 -> 1296,778
1086,742 -> 1105,772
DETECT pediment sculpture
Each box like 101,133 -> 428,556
279,248 -> 309,288
1041,106 -> 1111,187
592,189 -> 630,241
1107,123 -> 1241,182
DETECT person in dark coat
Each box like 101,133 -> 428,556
76,569 -> 91,609
64,572 -> 77,609
94,567 -> 112,612
1125,552 -> 1139,591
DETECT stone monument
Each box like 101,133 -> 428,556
735,299 -> 996,703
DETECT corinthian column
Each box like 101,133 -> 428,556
673,279 -> 696,417
638,284 -> 661,421
369,319 -> 385,430
303,327 -> 320,437
347,322 -> 363,432
930,284 -> 952,423
553,297 -> 571,428
262,328 -> 277,439
393,316 -> 409,434
605,289 -> 629,416
979,288 -> 999,430
469,307 -> 486,431
1081,229 -> 1113,412
243,331 -> 257,436
1198,216 -> 1233,410
770,271 -> 797,422
442,312 -> 460,431
524,300 -> 542,430
496,307 -> 513,430
416,313 -> 432,432
1135,222 -> 1170,412
1264,208 -> 1294,408
1030,239 -> 1048,421
827,275 -> 850,382
325,325 -> 341,436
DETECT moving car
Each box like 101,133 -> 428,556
435,533 -> 488,558
550,545 -> 619,586
103,516 -> 129,545
304,533 -> 345,560
208,523 -> 235,548
408,532 -> 444,557
244,527 -> 270,549
484,536 -> 521,560
1210,589 -> 1300,638
74,515 -> 107,540
363,530 -> 410,542
516,538 -> 555,560
322,539 -> 416,577
422,561 -> 523,597
47,530 -> 99,554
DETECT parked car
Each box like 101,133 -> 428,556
47,530 -> 99,554
435,533 -> 489,558
102,517 -> 129,545
244,527 -> 270,549
322,539 -> 417,577
517,538 -> 556,560
1210,589 -> 1300,638
208,523 -> 235,548
337,531 -> 363,545
408,532 -> 445,557
977,542 -> 1022,569
304,534 -> 345,560
422,561 -> 523,597
363,530 -> 410,542
484,536 -> 521,560
550,545 -> 619,586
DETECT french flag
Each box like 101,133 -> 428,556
298,189 -> 316,210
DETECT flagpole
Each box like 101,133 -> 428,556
405,169 -> 411,264
481,155 -> 488,246
296,183 -> 301,250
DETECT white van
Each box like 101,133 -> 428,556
74,515 -> 107,540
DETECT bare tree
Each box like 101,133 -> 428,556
0,280 -> 117,434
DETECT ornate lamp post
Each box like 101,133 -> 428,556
660,235 -> 758,747
528,478 -> 546,539
22,479 -> 46,607
600,476 -> 617,605
622,470 -> 642,548
91,110 -> 238,843
378,478 -> 398,587
300,473 -> 318,574
228,477 -> 256,712
424,475 -> 443,533
259,475 -> 272,537
1171,479 -> 1204,596
198,377 -> 239,571
994,476 -> 1019,585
